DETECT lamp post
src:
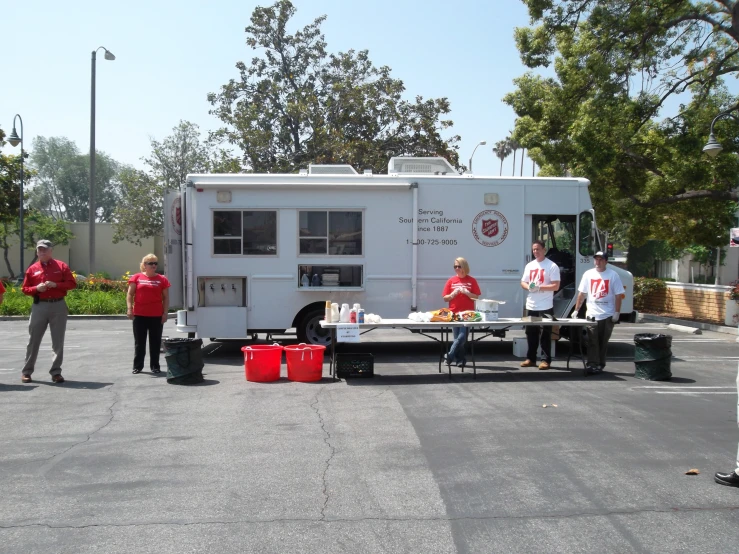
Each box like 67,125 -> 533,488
468,140 -> 487,173
702,111 -> 738,157
702,110 -> 739,286
89,46 -> 115,275
7,114 -> 27,278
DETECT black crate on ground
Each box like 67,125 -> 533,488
336,353 -> 374,379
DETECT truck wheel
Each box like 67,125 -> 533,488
298,309 -> 332,346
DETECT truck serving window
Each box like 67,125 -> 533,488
299,211 -> 362,255
213,210 -> 277,256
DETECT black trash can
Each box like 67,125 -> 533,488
634,333 -> 672,381
163,338 -> 205,385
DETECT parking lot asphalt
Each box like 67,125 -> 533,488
0,318 -> 737,553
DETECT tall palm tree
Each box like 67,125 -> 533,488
508,137 -> 520,177
492,140 -> 512,176
520,148 -> 525,176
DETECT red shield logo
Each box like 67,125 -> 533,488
482,219 -> 498,238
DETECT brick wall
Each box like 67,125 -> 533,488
638,283 -> 733,324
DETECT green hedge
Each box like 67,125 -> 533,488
633,277 -> 667,310
1,283 -> 127,316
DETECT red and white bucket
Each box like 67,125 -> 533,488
241,344 -> 283,382
284,343 -> 326,382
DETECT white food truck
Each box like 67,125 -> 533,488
165,157 -> 635,345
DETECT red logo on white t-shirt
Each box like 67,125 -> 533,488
529,269 -> 544,284
590,279 -> 610,299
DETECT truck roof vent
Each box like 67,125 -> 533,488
388,157 -> 459,175
308,164 -> 358,175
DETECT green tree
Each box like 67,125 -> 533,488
207,0 -> 460,174
112,121 -> 225,245
28,136 -> 122,222
505,0 -> 739,249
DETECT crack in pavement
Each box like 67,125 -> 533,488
1,504 -> 738,529
309,386 -> 335,521
14,384 -> 120,473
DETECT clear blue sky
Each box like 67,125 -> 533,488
2,0 -> 539,177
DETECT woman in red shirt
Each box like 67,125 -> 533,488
127,254 -> 170,374
442,257 -> 481,369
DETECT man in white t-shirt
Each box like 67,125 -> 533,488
520,240 -> 560,370
572,251 -> 625,374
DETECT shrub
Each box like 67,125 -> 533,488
633,277 -> 667,310
729,280 -> 739,302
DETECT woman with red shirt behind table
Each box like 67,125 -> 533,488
442,257 -> 481,369
126,254 -> 170,374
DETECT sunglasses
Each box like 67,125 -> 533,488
145,262 -> 158,266
453,265 -> 462,269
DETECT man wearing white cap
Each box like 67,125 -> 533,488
571,250 -> 625,374
20,240 -> 77,384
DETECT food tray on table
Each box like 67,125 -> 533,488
335,353 -> 374,379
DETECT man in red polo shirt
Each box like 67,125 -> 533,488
21,239 -> 77,384
0,279 -> 5,305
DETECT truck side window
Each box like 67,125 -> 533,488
213,210 -> 277,256
299,210 -> 363,255
579,212 -> 595,256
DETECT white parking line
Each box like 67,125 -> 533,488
631,385 -> 736,395
633,386 -> 734,389
654,391 -> 735,395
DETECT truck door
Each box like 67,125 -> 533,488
530,214 -> 578,318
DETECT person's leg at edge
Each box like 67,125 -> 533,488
22,303 -> 50,377
539,308 -> 553,363
47,301 -> 68,376
456,326 -> 468,366
149,317 -> 164,371
132,316 -> 148,371
448,326 -> 465,364
586,324 -> 600,368
598,317 -> 615,368
715,365 -> 739,486
525,310 -> 542,362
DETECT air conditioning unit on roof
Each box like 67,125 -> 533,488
387,157 -> 459,175
308,164 -> 358,175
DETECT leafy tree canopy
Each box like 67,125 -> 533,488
207,0 -> 460,173
28,136 -> 122,222
112,120 -> 228,245
505,0 -> 739,248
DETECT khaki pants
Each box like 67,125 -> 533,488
22,300 -> 68,376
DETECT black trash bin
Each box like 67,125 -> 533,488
633,333 -> 672,381
163,338 -> 205,384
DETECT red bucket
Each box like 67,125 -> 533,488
241,344 -> 283,382
284,343 -> 326,382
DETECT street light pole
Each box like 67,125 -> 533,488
702,110 -> 738,157
7,114 -> 26,279
89,46 -> 115,276
468,140 -> 487,173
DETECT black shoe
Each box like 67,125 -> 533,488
132,368 -> 143,374
715,471 -> 739,487
585,364 -> 601,375
151,368 -> 162,374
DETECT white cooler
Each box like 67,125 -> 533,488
475,299 -> 504,322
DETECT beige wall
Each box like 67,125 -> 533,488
2,222 -> 163,279
637,282 -> 733,325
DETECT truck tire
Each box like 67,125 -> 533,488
298,309 -> 332,346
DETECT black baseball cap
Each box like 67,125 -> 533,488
594,251 -> 608,260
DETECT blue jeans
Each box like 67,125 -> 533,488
448,326 -> 468,364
